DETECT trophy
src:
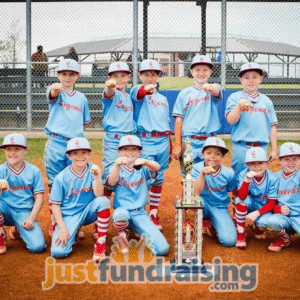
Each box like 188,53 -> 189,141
172,138 -> 203,266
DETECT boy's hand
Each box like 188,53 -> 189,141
246,210 -> 260,224
22,218 -> 34,230
51,83 -> 63,95
105,79 -> 117,88
90,164 -> 101,176
173,144 -> 182,160
281,205 -> 290,216
115,157 -> 129,166
246,171 -> 256,179
201,166 -> 216,175
0,179 -> 9,191
144,84 -> 155,94
268,150 -> 277,162
134,158 -> 146,166
239,99 -> 253,111
55,226 -> 70,247
203,83 -> 214,93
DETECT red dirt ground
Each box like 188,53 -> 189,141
1,154 -> 300,299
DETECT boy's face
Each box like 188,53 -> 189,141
118,146 -> 141,166
239,71 -> 263,94
202,146 -> 224,170
109,72 -> 130,91
138,70 -> 159,86
56,71 -> 80,90
67,150 -> 91,169
190,64 -> 212,86
280,156 -> 300,173
4,146 -> 28,168
246,161 -> 268,177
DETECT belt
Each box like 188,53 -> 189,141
141,131 -> 171,138
237,141 -> 262,147
52,133 -> 71,141
191,133 -> 215,140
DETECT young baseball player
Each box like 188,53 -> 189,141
172,55 -> 222,176
0,133 -> 46,255
191,137 -> 237,247
225,62 -> 278,176
234,147 -> 278,249
43,58 -> 91,237
49,137 -> 110,262
130,59 -> 172,230
106,135 -> 169,256
266,142 -> 300,252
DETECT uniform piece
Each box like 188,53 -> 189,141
0,161 -> 46,252
191,161 -> 237,246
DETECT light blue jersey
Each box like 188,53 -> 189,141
276,169 -> 300,217
45,86 -> 91,139
110,165 -> 157,210
191,161 -> 237,208
225,90 -> 277,143
130,85 -> 170,133
102,89 -> 136,134
237,168 -> 278,207
50,163 -> 97,216
172,84 -> 222,136
0,161 -> 44,210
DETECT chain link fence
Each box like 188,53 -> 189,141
0,1 -> 299,131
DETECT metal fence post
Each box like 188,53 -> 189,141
221,0 -> 227,90
133,0 -> 138,86
26,0 -> 32,131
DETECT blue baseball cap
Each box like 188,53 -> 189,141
202,137 -> 229,154
239,62 -> 263,77
190,55 -> 213,69
244,147 -> 268,163
278,142 -> 300,158
118,135 -> 142,150
139,59 -> 161,73
57,59 -> 80,73
108,62 -> 130,75
66,137 -> 91,154
0,133 -> 28,149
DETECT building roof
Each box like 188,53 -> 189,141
46,37 -> 300,58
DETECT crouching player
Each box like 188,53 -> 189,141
50,137 -> 110,262
107,135 -> 169,256
234,147 -> 278,249
0,133 -> 46,254
192,137 -> 237,247
266,142 -> 300,252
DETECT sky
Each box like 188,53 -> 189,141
0,1 -> 299,75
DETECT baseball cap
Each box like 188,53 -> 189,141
57,59 -> 80,73
118,135 -> 143,150
0,133 -> 28,149
190,55 -> 213,69
278,142 -> 300,158
66,137 -> 91,154
108,62 -> 131,75
239,62 -> 263,77
244,147 -> 268,163
139,59 -> 161,73
202,137 -> 229,154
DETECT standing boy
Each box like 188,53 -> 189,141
130,59 -> 171,230
0,133 -> 46,254
43,58 -> 91,237
50,137 -> 110,262
107,135 -> 169,256
172,55 -> 222,176
266,142 -> 300,252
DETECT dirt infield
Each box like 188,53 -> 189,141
1,151 -> 300,299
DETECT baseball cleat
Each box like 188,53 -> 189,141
150,215 -> 162,231
254,230 -> 267,240
0,232 -> 7,254
236,232 -> 246,249
9,226 -> 20,240
92,223 -> 98,240
93,241 -> 106,262
268,236 -> 291,252
202,220 -> 215,237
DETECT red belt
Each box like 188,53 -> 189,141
53,133 -> 71,141
237,141 -> 262,147
141,131 -> 171,138
191,133 -> 215,140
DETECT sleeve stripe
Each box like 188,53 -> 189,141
34,191 -> 44,195
49,200 -> 62,205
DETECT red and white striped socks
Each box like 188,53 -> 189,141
149,185 -> 162,217
96,209 -> 110,244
